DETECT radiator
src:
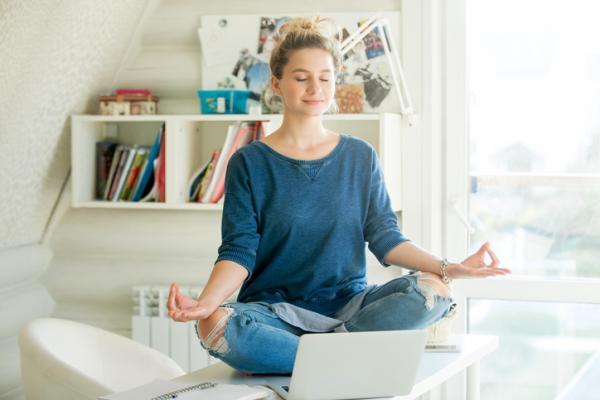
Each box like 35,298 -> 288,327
131,285 -> 225,372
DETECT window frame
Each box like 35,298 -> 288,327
443,0 -> 600,319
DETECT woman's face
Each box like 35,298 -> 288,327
272,48 -> 336,117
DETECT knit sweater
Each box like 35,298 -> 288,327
215,133 -> 409,316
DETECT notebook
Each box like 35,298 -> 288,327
98,379 -> 270,400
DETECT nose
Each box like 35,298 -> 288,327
306,78 -> 323,95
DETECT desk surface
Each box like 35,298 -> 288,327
175,334 -> 498,400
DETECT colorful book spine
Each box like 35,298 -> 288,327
156,127 -> 167,202
200,125 -> 238,203
132,125 -> 163,202
121,148 -> 148,201
96,141 -> 118,200
209,122 -> 255,203
107,148 -> 129,201
103,145 -> 124,200
112,147 -> 137,201
198,150 -> 220,202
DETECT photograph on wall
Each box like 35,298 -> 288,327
231,49 -> 270,96
199,12 -> 402,113
257,16 -> 291,58
358,19 -> 386,60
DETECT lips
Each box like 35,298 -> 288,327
302,99 -> 324,105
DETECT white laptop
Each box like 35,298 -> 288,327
263,329 -> 427,400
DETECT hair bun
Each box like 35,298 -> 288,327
279,16 -> 336,38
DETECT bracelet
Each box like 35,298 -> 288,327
440,258 -> 452,284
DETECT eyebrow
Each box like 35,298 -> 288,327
291,68 -> 332,73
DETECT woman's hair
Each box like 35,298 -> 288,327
269,16 -> 341,79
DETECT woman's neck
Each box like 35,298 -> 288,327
276,113 -> 330,149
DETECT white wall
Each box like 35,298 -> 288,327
0,1 -> 152,398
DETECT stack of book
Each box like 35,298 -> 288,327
96,124 -> 166,202
188,121 -> 264,204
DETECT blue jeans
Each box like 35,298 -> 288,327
198,274 -> 454,374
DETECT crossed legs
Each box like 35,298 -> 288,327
196,273 -> 454,374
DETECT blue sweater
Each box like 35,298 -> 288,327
215,133 -> 409,316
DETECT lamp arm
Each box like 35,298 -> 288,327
379,19 -> 413,115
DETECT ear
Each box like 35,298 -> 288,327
271,75 -> 282,97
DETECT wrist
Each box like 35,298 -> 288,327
439,258 -> 454,283
444,262 -> 461,280
195,295 -> 219,311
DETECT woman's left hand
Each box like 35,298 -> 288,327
447,242 -> 511,279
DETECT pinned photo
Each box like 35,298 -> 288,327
232,49 -> 270,96
355,63 -> 392,108
358,20 -> 385,60
257,16 -> 291,57
257,17 -> 277,55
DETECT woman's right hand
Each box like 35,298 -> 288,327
167,282 -> 214,322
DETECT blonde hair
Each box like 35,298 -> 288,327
269,16 -> 341,80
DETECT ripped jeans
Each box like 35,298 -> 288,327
195,274 -> 454,374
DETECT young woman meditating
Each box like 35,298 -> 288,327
168,16 -> 510,374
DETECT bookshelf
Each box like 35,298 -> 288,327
71,113 -> 403,211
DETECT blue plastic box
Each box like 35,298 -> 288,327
197,90 -> 251,114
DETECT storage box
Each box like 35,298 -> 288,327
197,90 -> 250,114
99,94 -> 159,116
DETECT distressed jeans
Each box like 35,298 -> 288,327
196,274 -> 454,374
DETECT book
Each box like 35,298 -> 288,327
98,379 -> 269,400
112,147 -> 137,201
197,149 -> 220,202
115,88 -> 152,96
121,147 -> 148,201
107,147 -> 129,201
103,145 -> 124,200
131,125 -> 163,202
129,155 -> 149,201
96,141 -> 118,200
156,126 -> 167,202
209,122 -> 256,203
200,124 -> 239,203
140,158 -> 160,202
187,156 -> 213,202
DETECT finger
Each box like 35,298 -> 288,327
174,285 -> 184,307
181,307 -> 209,320
167,282 -> 177,313
171,310 -> 190,323
478,241 -> 489,255
486,246 -> 501,268
482,267 -> 510,276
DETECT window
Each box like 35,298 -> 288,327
462,1 -> 600,398
469,300 -> 600,398
467,0 -> 600,278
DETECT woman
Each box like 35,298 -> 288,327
168,16 -> 510,374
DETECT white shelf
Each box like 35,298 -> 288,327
71,113 -> 383,122
74,201 -> 223,211
71,113 -> 403,211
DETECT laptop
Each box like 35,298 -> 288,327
263,329 -> 427,400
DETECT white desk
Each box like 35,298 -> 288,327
174,334 -> 498,400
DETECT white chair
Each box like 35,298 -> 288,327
19,317 -> 185,400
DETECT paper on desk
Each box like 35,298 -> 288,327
98,379 -> 183,399
98,378 -> 271,400
425,334 -> 465,353
177,383 -> 270,399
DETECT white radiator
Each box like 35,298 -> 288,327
131,285 -> 226,372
